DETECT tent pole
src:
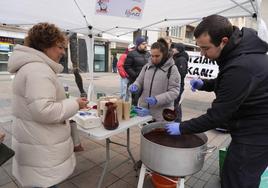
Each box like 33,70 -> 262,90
87,34 -> 94,101
72,0 -> 96,100
249,0 -> 257,13
174,1 -> 252,29
230,0 -> 253,15
117,19 -> 166,37
82,30 -> 94,101
116,26 -> 161,32
117,1 -> 251,38
140,19 -> 167,30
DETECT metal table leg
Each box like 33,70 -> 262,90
97,138 -> 110,188
97,128 -> 136,188
127,128 -> 136,164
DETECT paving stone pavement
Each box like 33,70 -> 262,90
0,73 -> 231,188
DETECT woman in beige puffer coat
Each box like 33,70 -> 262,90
7,23 -> 88,188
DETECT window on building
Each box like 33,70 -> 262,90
0,37 -> 14,72
169,26 -> 181,38
94,44 -> 106,72
185,25 -> 195,39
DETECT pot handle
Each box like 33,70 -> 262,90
138,122 -> 149,129
201,146 -> 217,155
197,146 -> 217,160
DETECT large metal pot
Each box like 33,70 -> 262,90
141,122 -> 216,177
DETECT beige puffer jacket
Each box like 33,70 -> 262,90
8,45 -> 78,187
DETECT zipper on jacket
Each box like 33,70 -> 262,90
148,67 -> 158,109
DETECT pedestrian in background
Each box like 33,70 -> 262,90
112,53 -> 118,73
117,43 -> 135,100
172,43 -> 189,122
8,23 -> 88,188
165,14 -> 268,188
124,36 -> 150,105
0,131 -> 4,143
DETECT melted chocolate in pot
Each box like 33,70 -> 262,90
144,128 -> 205,148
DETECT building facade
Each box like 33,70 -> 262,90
159,16 -> 257,52
0,25 -> 26,73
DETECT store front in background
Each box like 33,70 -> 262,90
0,37 -> 14,72
94,41 -> 108,72
0,36 -> 24,73
60,39 -> 109,73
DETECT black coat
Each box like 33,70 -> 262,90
180,27 -> 268,145
112,57 -> 118,68
124,49 -> 150,83
173,51 -> 189,91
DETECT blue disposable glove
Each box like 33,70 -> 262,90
134,107 -> 150,117
165,122 -> 181,135
190,78 -> 204,92
145,96 -> 157,105
129,84 -> 138,93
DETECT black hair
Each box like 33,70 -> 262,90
194,14 -> 233,46
151,37 -> 169,59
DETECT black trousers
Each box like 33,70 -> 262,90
221,141 -> 268,188
174,86 -> 184,123
131,92 -> 139,106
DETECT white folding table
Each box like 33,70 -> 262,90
76,115 -> 153,188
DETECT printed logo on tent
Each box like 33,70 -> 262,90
95,0 -> 145,20
125,6 -> 142,17
96,0 -> 109,13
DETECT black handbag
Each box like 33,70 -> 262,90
0,143 -> 15,166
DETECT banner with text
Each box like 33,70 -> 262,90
186,51 -> 219,79
95,0 -> 145,20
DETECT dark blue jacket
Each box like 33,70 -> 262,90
124,49 -> 150,83
181,27 -> 268,145
173,51 -> 189,93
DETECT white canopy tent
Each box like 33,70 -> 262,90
0,0 -> 266,99
0,0 -> 263,36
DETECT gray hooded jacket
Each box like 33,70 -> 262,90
133,57 -> 180,121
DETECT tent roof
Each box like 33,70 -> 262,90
0,0 -> 258,37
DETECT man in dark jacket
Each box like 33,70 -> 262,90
172,43 -> 189,122
165,14 -> 268,188
124,36 -> 150,105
